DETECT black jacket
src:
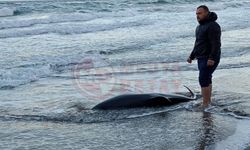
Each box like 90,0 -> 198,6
189,12 -> 221,61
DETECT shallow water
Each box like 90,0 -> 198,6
0,0 -> 250,149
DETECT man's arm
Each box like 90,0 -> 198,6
207,22 -> 221,60
187,48 -> 195,63
188,26 -> 198,61
189,49 -> 195,60
187,40 -> 196,64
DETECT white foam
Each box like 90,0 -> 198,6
0,7 -> 16,17
0,9 -> 139,30
0,52 -> 112,89
126,105 -> 183,119
0,15 -> 152,38
0,65 -> 51,89
0,13 -> 97,29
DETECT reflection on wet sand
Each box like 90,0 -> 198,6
197,112 -> 216,150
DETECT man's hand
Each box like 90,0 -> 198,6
187,57 -> 192,64
207,59 -> 215,66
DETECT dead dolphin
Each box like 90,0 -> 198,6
92,86 -> 197,110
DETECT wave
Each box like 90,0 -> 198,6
0,7 -> 141,30
1,0 -> 117,16
0,7 -> 16,17
0,63 -> 76,90
0,65 -> 50,90
218,62 -> 250,70
0,53 -> 109,90
222,47 -> 250,58
137,0 -> 171,5
136,0 -> 224,5
0,13 -> 98,29
0,16 -> 152,38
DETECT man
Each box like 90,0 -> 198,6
187,5 -> 221,108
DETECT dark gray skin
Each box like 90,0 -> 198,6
92,86 -> 197,110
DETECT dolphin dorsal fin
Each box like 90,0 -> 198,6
183,85 -> 196,99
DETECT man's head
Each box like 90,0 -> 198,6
196,5 -> 210,22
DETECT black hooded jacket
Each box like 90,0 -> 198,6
189,12 -> 221,61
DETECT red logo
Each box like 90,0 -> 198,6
72,54 -> 182,100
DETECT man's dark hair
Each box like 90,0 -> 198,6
197,5 -> 209,12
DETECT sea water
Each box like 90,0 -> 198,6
0,0 -> 250,149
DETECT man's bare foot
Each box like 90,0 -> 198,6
198,104 -> 205,110
202,102 -> 209,108
194,103 -> 205,111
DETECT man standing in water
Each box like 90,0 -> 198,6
187,5 -> 221,108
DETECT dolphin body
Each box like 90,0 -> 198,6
92,86 -> 197,110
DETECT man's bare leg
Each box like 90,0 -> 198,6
201,84 -> 212,107
208,84 -> 212,104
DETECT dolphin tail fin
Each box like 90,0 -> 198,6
183,85 -> 197,100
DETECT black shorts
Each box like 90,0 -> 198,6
197,58 -> 220,87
